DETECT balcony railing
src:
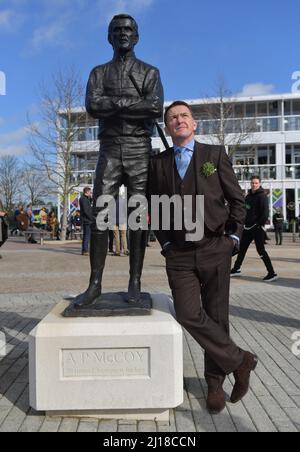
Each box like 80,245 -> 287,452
283,116 -> 300,131
71,165 -> 300,185
198,116 -> 281,135
74,126 -> 99,142
285,164 -> 300,179
233,164 -> 300,181
65,114 -> 300,144
233,165 -> 277,181
71,171 -> 95,185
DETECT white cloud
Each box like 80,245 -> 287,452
0,8 -> 24,32
0,9 -> 14,29
98,0 -> 154,24
0,145 -> 27,157
30,19 -> 69,51
237,83 -> 275,97
0,127 -> 28,157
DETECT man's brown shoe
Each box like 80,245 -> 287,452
230,351 -> 258,404
206,384 -> 226,414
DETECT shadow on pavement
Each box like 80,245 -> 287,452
0,310 -> 46,414
230,305 -> 300,329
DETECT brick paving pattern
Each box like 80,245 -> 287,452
0,235 -> 299,432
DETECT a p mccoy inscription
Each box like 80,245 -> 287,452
62,348 -> 150,379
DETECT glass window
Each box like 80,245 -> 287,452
257,103 -> 268,116
258,147 -> 268,165
269,146 -> 276,164
269,101 -> 279,116
286,146 -> 292,164
234,104 -> 244,117
292,100 -> 300,115
245,103 -> 255,117
284,101 -> 291,115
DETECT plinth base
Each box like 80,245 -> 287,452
29,294 -> 183,418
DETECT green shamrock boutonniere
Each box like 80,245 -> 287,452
201,162 -> 217,178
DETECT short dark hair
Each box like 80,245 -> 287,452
164,101 -> 193,125
108,14 -> 139,38
251,175 -> 261,182
83,187 -> 91,195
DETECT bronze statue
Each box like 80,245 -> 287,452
74,14 -> 164,309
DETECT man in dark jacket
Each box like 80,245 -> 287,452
273,208 -> 284,245
80,187 -> 93,256
75,14 -> 164,307
149,101 -> 258,414
231,176 -> 278,281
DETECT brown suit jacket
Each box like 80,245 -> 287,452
148,141 -> 246,248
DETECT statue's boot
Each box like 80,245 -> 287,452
127,230 -> 147,304
74,230 -> 108,308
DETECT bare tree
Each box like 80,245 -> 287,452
28,67 -> 85,240
199,79 -> 259,158
0,155 -> 21,212
21,166 -> 52,205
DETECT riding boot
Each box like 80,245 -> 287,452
74,230 -> 108,308
127,229 -> 147,303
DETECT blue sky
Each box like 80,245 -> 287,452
0,0 -> 300,157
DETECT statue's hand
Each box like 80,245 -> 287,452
116,97 -> 141,110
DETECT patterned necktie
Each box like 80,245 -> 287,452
175,147 -> 191,180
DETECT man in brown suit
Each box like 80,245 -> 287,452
149,101 -> 258,414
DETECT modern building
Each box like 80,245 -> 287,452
68,93 -> 300,223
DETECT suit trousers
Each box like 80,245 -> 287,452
166,235 -> 244,383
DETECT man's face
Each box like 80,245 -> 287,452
109,18 -> 138,53
165,106 -> 197,144
251,179 -> 260,192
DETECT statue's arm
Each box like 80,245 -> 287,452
85,68 -> 121,119
119,68 -> 164,120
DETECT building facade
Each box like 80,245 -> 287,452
68,93 -> 300,223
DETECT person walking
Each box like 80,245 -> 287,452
80,187 -> 93,256
231,176 -> 278,281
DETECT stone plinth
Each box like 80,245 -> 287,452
29,294 -> 183,421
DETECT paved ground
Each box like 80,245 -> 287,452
0,234 -> 299,432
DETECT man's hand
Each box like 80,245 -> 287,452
0,211 -> 7,218
228,235 -> 240,256
161,242 -> 174,258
